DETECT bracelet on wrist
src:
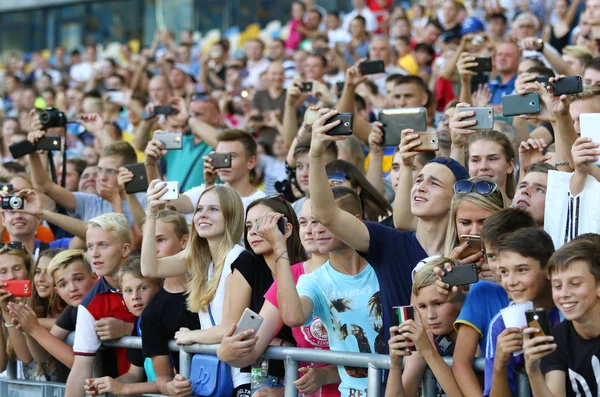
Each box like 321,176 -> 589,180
5,322 -> 14,328
555,160 -> 569,167
145,209 -> 159,219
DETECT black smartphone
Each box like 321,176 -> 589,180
336,81 -> 345,93
0,184 -> 13,194
9,139 -> 37,159
551,76 -> 583,96
154,105 -> 178,117
441,264 -> 479,287
359,60 -> 385,75
302,82 -> 313,92
209,152 -> 232,169
251,115 -> 264,122
471,57 -> 492,73
147,56 -> 156,63
36,135 -> 62,151
277,217 -> 287,234
379,108 -> 427,147
325,113 -> 353,136
534,76 -> 551,86
525,308 -> 551,338
502,92 -> 541,116
124,163 -> 149,194
154,132 -> 183,150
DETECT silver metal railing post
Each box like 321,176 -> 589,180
421,367 -> 438,397
367,363 -> 383,397
179,348 -> 193,379
284,356 -> 299,397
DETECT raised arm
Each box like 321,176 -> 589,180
140,180 -> 187,278
365,122 -> 386,196
282,80 -> 302,148
393,129 -> 421,231
118,168 -> 146,229
310,109 -> 370,253
78,114 -> 115,150
448,102 -> 476,167
336,61 -> 371,143
456,53 -> 477,105
520,38 -> 571,76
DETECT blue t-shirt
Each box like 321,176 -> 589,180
488,74 -> 517,105
454,281 -> 510,352
162,135 -> 214,192
360,222 -> 428,350
484,306 -> 563,396
296,261 -> 383,397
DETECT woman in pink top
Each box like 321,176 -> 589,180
286,2 -> 307,52
217,198 -> 341,397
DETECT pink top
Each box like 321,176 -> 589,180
264,262 -> 340,397
285,19 -> 304,51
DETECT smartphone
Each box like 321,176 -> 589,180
471,57 -> 492,73
302,82 -> 313,92
304,109 -> 318,126
9,139 -> 36,159
414,132 -> 439,152
441,263 -> 479,287
0,184 -> 13,194
250,115 -> 264,122
359,60 -> 385,75
209,152 -> 232,169
379,108 -> 428,147
534,76 -> 551,86
233,308 -> 264,340
336,81 -> 345,93
551,76 -> 583,96
36,135 -> 62,151
3,280 -> 32,297
502,92 -> 541,116
458,234 -> 482,258
154,132 -> 183,150
393,305 -> 415,351
525,308 -> 551,337
124,163 -> 149,194
458,107 -> 494,130
154,105 -> 178,117
325,113 -> 353,136
580,113 -> 600,165
147,56 -> 156,63
277,217 -> 287,234
160,181 -> 179,200
107,91 -> 126,103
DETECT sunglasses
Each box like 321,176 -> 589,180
191,93 -> 209,102
328,172 -> 349,185
454,180 -> 499,196
0,242 -> 25,250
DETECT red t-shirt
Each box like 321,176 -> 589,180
264,262 -> 340,397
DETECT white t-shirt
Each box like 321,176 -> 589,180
197,244 -> 247,387
69,62 -> 94,83
343,8 -> 378,32
183,184 -> 266,223
244,58 -> 270,89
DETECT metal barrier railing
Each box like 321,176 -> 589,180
3,336 -> 531,397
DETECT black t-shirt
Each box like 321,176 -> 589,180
141,288 -> 200,372
55,305 -> 77,332
231,250 -> 294,378
541,320 -> 600,397
126,318 -> 145,369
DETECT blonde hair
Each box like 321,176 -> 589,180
443,176 -> 506,257
118,258 -> 163,288
468,130 -> 516,198
144,209 -> 189,239
87,213 -> 132,246
185,185 -> 244,312
562,46 -> 594,65
101,141 -> 137,166
47,249 -> 92,282
412,257 -> 458,296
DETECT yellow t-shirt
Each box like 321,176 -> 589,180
122,132 -> 146,162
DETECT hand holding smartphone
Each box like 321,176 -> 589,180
440,264 -> 479,287
525,308 -> 551,338
233,308 -> 264,340
551,76 -> 583,96
3,280 -> 32,297
209,153 -> 232,169
160,181 -> 179,200
325,113 -> 353,136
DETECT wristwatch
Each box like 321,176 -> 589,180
537,39 -> 544,52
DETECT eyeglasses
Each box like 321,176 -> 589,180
454,180 -> 499,196
328,172 -> 349,185
191,93 -> 209,102
97,167 -> 119,177
0,242 -> 25,250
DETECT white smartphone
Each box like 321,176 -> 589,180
107,91 -> 126,103
160,181 -> 179,200
233,308 -> 263,340
580,113 -> 600,165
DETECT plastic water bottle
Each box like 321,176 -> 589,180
251,359 -> 269,393
301,363 -> 323,397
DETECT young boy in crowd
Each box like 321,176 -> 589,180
486,228 -> 562,397
8,249 -> 97,369
451,208 -> 535,396
391,257 -> 463,397
65,213 -> 136,397
523,238 -> 600,396
84,258 -> 162,396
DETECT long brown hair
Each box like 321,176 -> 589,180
468,130 -> 516,198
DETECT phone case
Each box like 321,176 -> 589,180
379,108 -> 428,147
302,82 -> 313,92
9,139 -> 37,159
124,163 -> 149,194
580,113 -> 600,165
472,57 -> 492,73
502,92 -> 541,116
525,309 -> 551,337
154,105 -> 178,116
441,264 -> 479,287
210,153 -> 232,169
160,181 -> 179,200
326,113 -> 353,136
359,60 -> 385,75
234,308 -> 264,340
552,76 -> 583,96
4,280 -> 32,297
534,76 -> 550,86
458,107 -> 494,130
277,217 -> 287,234
393,305 -> 415,351
154,132 -> 183,150
414,132 -> 439,152
36,135 -> 62,151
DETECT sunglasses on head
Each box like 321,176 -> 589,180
0,242 -> 24,250
328,172 -> 349,185
454,180 -> 499,196
191,93 -> 209,102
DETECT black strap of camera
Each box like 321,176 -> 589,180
46,143 -> 67,188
